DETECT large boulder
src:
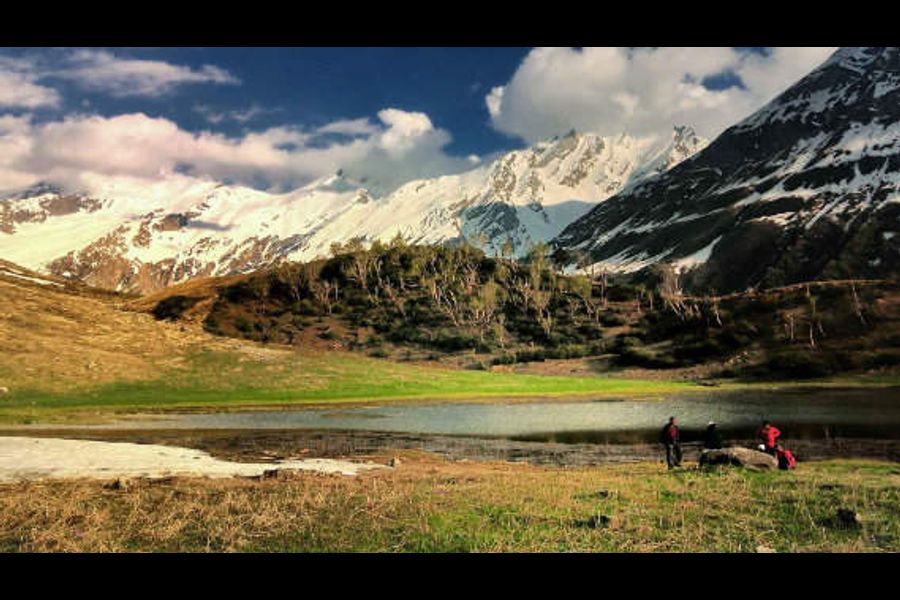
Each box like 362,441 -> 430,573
699,447 -> 778,470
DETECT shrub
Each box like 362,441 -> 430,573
673,339 -> 724,363
152,295 -> 202,321
515,350 -> 547,363
600,313 -> 627,327
235,316 -> 252,334
617,346 -> 678,369
864,351 -> 900,369
490,353 -> 517,366
613,336 -> 643,353
763,351 -> 832,379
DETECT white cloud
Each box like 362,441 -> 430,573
0,108 -> 475,196
51,49 -> 240,97
315,117 -> 380,137
0,49 -> 240,109
376,108 -> 443,156
485,86 -> 504,118
194,103 -> 277,125
486,47 -> 838,143
0,57 -> 61,109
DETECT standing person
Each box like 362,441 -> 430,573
756,420 -> 781,455
703,421 -> 724,450
661,416 -> 682,470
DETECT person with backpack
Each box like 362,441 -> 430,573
775,444 -> 796,470
661,416 -> 682,470
703,421 -> 724,450
756,420 -> 781,455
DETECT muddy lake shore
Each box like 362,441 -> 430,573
5,427 -> 899,468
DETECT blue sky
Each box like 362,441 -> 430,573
0,47 -> 837,195
4,47 -> 534,156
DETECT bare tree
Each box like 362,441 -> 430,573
850,280 -> 867,325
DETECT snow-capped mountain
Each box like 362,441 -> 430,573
0,127 -> 705,293
554,47 -> 900,293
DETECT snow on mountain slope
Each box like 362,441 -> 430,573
306,126 -> 707,257
0,127 -> 706,293
554,47 -> 900,293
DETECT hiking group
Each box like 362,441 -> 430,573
661,417 -> 797,470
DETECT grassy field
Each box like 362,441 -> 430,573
1,348 -> 705,424
1,453 -> 897,552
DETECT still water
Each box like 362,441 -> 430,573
106,386 -> 900,444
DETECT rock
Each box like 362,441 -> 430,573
0,387 -> 8,396
596,489 -> 610,498
262,469 -> 280,479
103,477 -> 135,491
756,545 -> 777,553
696,380 -> 721,387
836,508 -> 861,528
389,457 -> 401,468
581,513 -> 614,529
699,447 -> 778,470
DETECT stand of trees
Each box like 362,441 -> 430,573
195,238 -> 900,378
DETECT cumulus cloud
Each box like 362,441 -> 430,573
376,108 -> 445,156
486,47 -> 838,143
50,49 -> 240,97
0,108 -> 475,196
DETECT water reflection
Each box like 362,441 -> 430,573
93,386 -> 900,443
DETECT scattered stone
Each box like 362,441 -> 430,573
583,513 -> 613,529
696,380 -> 721,387
0,387 -> 8,396
818,483 -> 843,491
262,469 -> 280,479
103,477 -> 135,491
596,489 -> 610,498
699,447 -> 778,470
755,545 -> 777,553
389,457 -> 401,468
836,508 -> 861,528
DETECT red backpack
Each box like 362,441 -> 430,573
777,449 -> 796,470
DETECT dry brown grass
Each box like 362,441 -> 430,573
1,453 -> 897,553
125,273 -> 247,324
0,275 -> 255,393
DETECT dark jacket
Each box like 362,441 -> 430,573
703,426 -> 723,450
661,423 -> 680,444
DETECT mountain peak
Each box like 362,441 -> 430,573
1,182 -> 64,201
554,46 -> 900,292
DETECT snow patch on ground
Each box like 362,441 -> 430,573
0,437 -> 385,483
0,268 -> 62,287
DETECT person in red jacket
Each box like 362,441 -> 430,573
756,420 -> 781,455
776,444 -> 796,470
660,416 -> 682,470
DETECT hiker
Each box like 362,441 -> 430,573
660,416 -> 682,469
756,420 -> 781,455
703,421 -> 724,450
775,444 -> 796,470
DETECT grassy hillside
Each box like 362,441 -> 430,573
0,264 -> 697,424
